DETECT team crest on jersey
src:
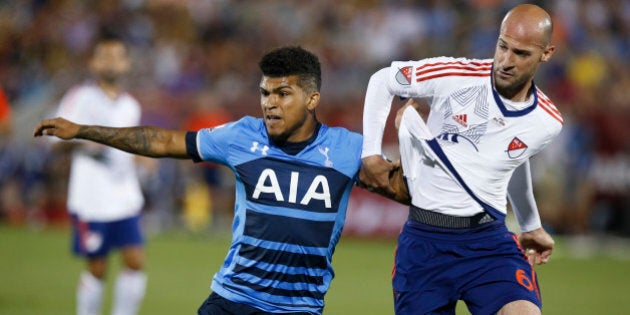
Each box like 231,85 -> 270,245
506,137 -> 528,159
395,66 -> 413,85
318,145 -> 333,167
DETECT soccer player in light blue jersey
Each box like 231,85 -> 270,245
35,46 -> 399,315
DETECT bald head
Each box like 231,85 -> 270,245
501,4 -> 553,48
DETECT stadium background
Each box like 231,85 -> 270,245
0,0 -> 628,314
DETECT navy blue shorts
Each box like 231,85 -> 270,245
392,220 -> 541,314
197,292 -> 311,315
71,214 -> 144,258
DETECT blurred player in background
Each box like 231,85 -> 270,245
51,33 -> 147,315
35,46 -> 405,315
360,4 -> 561,315
0,87 -> 10,138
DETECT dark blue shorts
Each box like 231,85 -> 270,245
392,220 -> 541,314
197,292 -> 311,315
71,214 -> 144,258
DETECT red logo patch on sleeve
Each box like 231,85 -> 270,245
395,66 -> 413,85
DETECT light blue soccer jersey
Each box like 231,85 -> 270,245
186,116 -> 362,314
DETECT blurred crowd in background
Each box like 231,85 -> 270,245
0,0 -> 628,237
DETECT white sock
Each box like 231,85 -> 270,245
77,271 -> 104,315
111,269 -> 147,315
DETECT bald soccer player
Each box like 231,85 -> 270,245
360,4 -> 561,315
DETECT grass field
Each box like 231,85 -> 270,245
1,225 -> 629,315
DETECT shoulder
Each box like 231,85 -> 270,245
319,125 -> 362,148
392,57 -> 492,73
535,88 -> 563,134
58,83 -> 97,112
62,83 -> 95,100
198,116 -> 263,139
230,116 -> 265,134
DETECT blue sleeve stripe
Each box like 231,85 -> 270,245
426,139 -> 505,220
185,131 -> 202,162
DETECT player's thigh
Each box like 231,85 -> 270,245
392,231 -> 458,315
461,237 -> 542,314
497,300 -> 541,315
110,215 -> 144,247
394,289 -> 457,315
110,215 -> 145,270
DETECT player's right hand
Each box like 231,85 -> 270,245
33,117 -> 81,140
359,155 -> 396,195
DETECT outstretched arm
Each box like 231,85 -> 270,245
34,117 -> 189,158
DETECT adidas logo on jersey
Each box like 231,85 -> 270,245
453,114 -> 468,127
506,137 -> 528,159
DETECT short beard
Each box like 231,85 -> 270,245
99,71 -> 121,85
494,74 -> 528,100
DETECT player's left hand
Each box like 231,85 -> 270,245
519,227 -> 554,265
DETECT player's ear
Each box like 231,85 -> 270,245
540,44 -> 555,62
306,92 -> 320,111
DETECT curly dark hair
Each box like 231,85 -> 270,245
258,46 -> 321,93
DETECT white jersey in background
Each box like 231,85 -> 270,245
363,57 -> 562,231
56,82 -> 144,222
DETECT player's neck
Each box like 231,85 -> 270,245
96,81 -> 123,100
496,81 -> 533,102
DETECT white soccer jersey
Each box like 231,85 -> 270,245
363,57 -> 562,219
56,82 -> 144,221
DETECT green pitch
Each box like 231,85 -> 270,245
1,225 -> 628,314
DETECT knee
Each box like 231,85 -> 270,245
497,300 -> 541,315
87,259 -> 108,279
122,247 -> 145,271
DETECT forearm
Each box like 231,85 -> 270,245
76,125 -> 189,158
507,160 -> 542,232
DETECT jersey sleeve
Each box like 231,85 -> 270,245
362,57 -> 467,157
186,120 -> 239,165
507,160 -> 542,232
